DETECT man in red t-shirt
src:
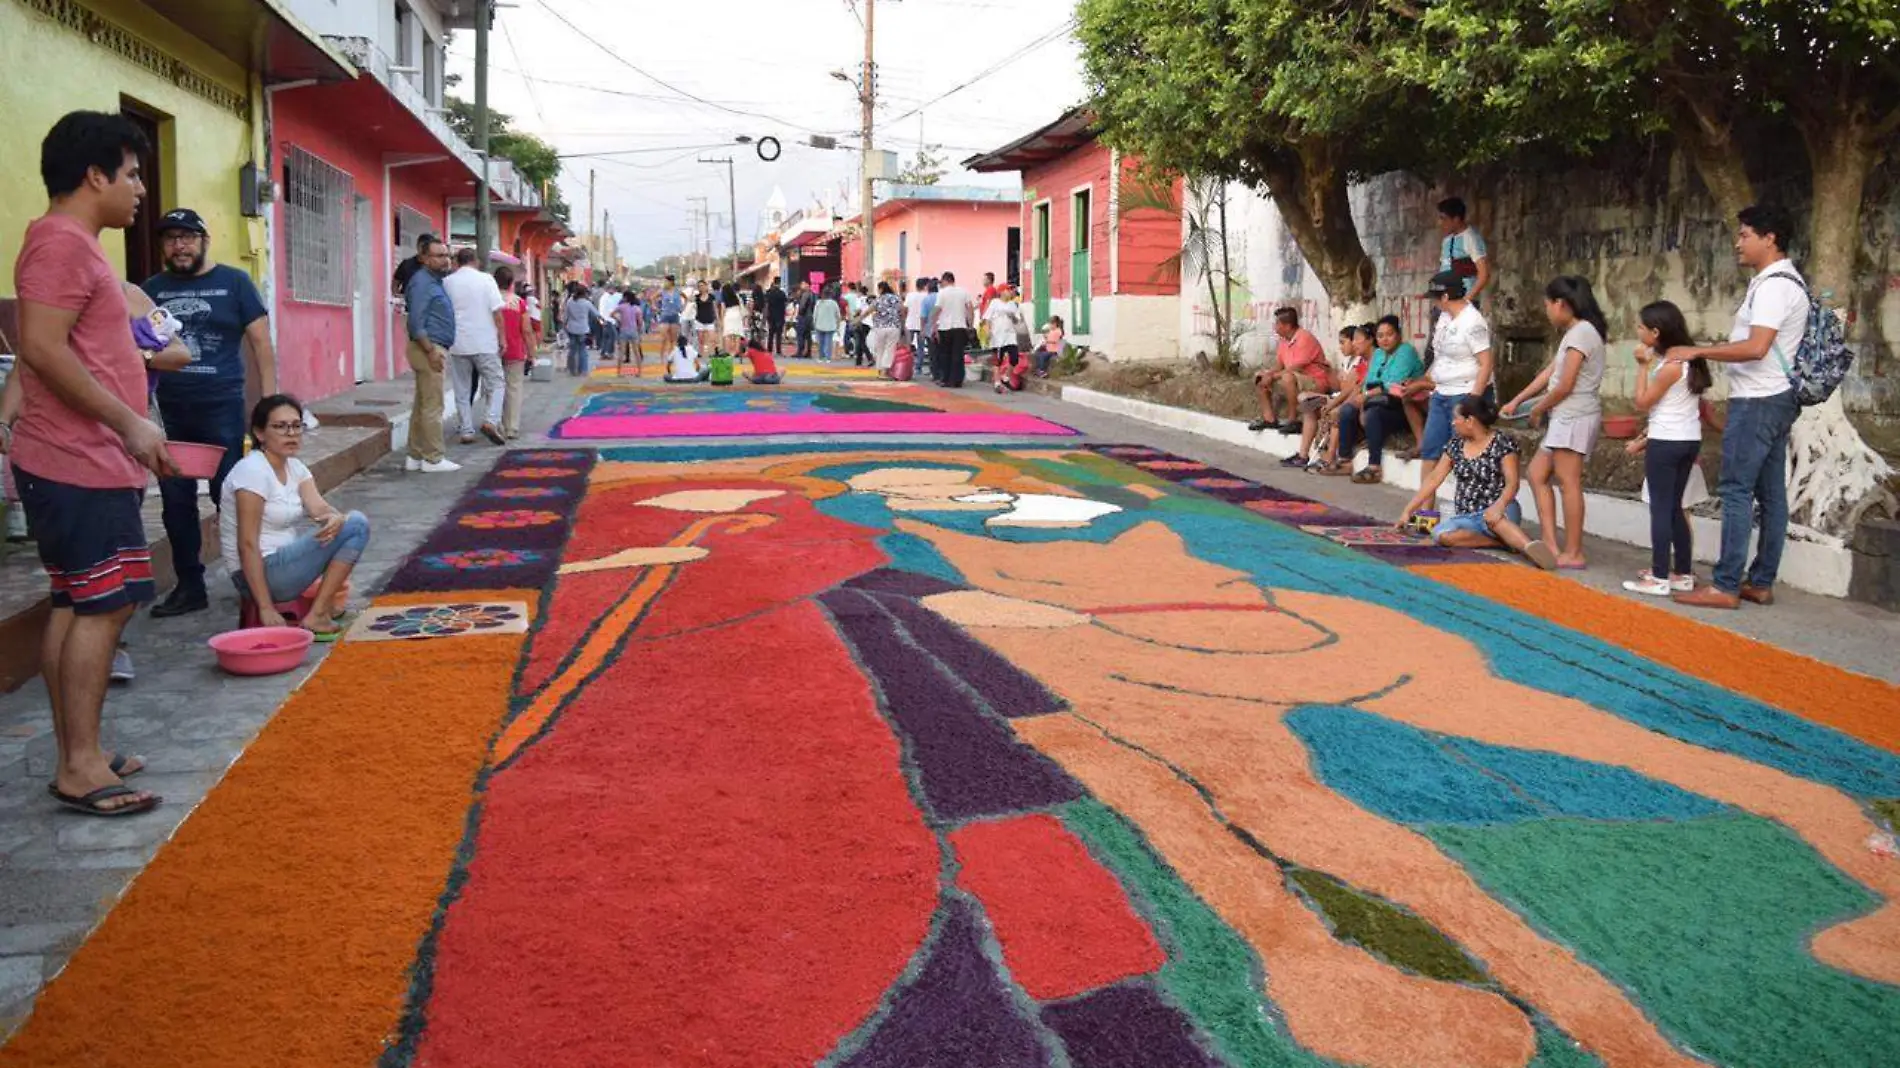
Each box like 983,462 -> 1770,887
1250,306 -> 1334,434
7,111 -> 176,817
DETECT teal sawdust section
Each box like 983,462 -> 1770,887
1286,706 -> 1729,826
1061,799 -> 1604,1067
1430,815 -> 1900,1067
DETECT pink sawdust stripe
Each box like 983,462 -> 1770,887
553,412 -> 1078,438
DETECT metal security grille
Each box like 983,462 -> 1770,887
284,146 -> 352,306
397,205 -> 433,258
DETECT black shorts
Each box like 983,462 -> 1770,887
14,466 -> 153,615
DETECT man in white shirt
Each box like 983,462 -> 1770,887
441,248 -> 506,445
903,278 -> 927,365
1665,203 -> 1807,610
930,271 -> 975,387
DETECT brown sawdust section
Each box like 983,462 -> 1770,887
1414,563 -> 1900,754
0,608 -> 526,1068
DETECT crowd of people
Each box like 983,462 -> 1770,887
1249,195 -> 1818,614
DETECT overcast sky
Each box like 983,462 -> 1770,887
445,0 -> 1085,268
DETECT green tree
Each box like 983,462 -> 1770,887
894,144 -> 948,186
1126,174 -> 1250,374
444,96 -> 570,221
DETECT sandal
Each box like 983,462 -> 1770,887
49,783 -> 160,818
1351,467 -> 1383,485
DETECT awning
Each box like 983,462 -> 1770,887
735,260 -> 772,280
141,0 -> 356,83
963,107 -> 1097,173
780,229 -> 833,251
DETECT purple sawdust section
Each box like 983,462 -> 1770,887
1083,444 -> 1502,566
821,588 -> 1083,822
838,897 -> 1054,1068
867,591 -> 1067,720
1040,981 -> 1226,1068
384,450 -> 595,593
845,568 -> 963,599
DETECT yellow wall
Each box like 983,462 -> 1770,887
0,0 -> 260,293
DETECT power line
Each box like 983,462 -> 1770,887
533,0 -> 824,134
498,18 -> 547,127
882,18 -> 1076,126
556,142 -> 739,160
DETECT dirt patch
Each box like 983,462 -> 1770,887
1065,363 -> 1263,423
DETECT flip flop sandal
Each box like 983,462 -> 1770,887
50,783 -> 160,818
45,753 -> 143,796
1351,469 -> 1383,484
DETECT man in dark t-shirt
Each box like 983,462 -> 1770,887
141,208 -> 276,617
764,279 -> 789,354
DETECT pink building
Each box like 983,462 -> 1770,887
838,186 -> 1020,290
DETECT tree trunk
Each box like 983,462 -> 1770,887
1664,97 -> 1755,224
1784,114 -> 1894,538
1256,139 -> 1377,322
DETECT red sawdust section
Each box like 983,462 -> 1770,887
412,599 -> 940,1066
950,813 -> 1165,1001
1415,563 -> 1900,754
0,629 -> 524,1068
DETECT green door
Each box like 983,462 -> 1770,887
1070,249 -> 1092,335
1032,257 -> 1051,329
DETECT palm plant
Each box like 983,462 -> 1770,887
1124,174 -> 1250,375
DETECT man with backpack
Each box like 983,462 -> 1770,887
1665,204 -> 1835,610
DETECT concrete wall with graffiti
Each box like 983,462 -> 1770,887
1183,155 -> 1900,416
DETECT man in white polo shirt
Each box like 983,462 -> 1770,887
442,247 -> 506,446
1665,203 -> 1807,610
931,271 -> 975,388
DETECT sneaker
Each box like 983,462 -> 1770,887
1247,419 -> 1272,432
458,433 -> 477,445
419,458 -> 463,473
404,457 -> 424,472
150,584 -> 209,618
480,422 -> 505,446
1622,573 -> 1674,597
1280,455 -> 1309,468
109,647 -> 135,683
1669,573 -> 1696,592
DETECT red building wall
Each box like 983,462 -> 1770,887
1118,159 -> 1182,297
1023,142 -> 1112,305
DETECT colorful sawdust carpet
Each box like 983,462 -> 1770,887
552,383 -> 1077,440
5,445 -> 1899,1068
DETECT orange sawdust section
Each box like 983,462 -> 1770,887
1414,563 -> 1900,755
0,627 -> 525,1068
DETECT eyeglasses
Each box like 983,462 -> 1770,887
161,233 -> 203,246
265,422 -> 305,434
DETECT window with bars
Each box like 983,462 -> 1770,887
283,146 -> 353,306
396,205 -> 433,260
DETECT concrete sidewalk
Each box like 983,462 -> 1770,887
0,368 -> 576,1035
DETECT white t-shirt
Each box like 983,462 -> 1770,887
1726,259 -> 1806,399
1549,320 -> 1606,420
220,450 -> 312,567
668,347 -> 697,380
904,292 -> 926,331
935,285 -> 974,330
1430,302 -> 1492,395
443,267 -> 504,355
1646,363 -> 1703,442
599,291 -> 622,319
985,299 -> 1023,342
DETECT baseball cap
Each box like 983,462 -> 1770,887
1424,269 -> 1466,299
157,208 -> 208,236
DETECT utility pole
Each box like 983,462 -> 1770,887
860,0 -> 876,288
687,196 -> 709,279
698,156 -> 738,273
474,0 -> 492,263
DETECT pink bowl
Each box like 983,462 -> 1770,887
208,626 -> 313,676
167,441 -> 227,479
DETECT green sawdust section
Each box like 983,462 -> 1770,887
1284,869 -> 1486,984
1873,798 -> 1900,832
1061,800 -> 1602,1068
1429,814 -> 1900,1068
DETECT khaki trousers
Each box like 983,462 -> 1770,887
407,337 -> 446,462
502,359 -> 526,439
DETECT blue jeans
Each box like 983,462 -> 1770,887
566,332 -> 590,375
231,511 -> 370,604
817,330 -> 835,360
1713,390 -> 1798,593
155,395 -> 247,589
1435,500 -> 1522,543
1420,388 -> 1495,461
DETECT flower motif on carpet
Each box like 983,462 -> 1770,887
496,466 -> 583,480
478,486 -> 571,501
419,548 -> 545,571
458,510 -> 565,530
349,602 -> 531,643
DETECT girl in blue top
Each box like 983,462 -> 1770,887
1348,315 -> 1427,483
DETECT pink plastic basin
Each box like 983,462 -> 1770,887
167,441 -> 226,479
208,626 -> 313,676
